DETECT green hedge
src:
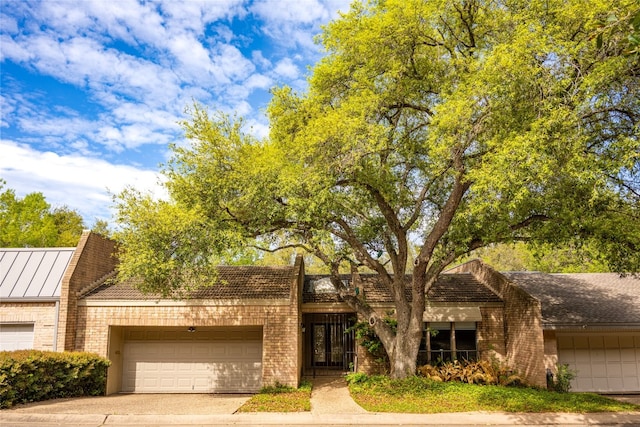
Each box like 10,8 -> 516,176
0,350 -> 110,408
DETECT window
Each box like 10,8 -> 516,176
420,322 -> 477,365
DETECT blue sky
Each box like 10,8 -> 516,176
0,0 -> 351,226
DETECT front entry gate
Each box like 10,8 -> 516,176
304,313 -> 356,376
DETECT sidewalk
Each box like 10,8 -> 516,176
1,376 -> 639,426
310,376 -> 367,414
2,410 -> 640,426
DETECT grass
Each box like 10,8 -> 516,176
346,374 -> 640,414
237,380 -> 312,412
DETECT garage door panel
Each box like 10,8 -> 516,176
590,349 -> 606,362
122,337 -> 262,393
0,324 -> 35,351
589,336 -> 605,349
623,375 -> 639,390
606,363 -> 622,377
621,348 -> 636,362
619,336 -> 634,348
606,348 -> 621,362
558,333 -> 640,393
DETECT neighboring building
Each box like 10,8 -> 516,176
0,247 -> 75,351
503,271 -> 640,393
1,231 -> 638,394
450,261 -> 640,393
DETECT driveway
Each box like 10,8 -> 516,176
3,393 -> 250,415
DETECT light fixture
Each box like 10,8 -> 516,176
187,326 -> 196,333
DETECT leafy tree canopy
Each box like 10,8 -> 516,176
0,180 -> 98,247
466,242 -> 610,273
115,0 -> 639,378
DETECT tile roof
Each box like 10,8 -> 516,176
503,272 -> 640,327
82,265 -> 297,300
303,273 -> 502,304
0,248 -> 75,299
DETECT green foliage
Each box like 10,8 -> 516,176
344,372 -> 371,385
467,242 -> 610,273
238,380 -> 312,412
346,374 -> 639,413
418,360 -> 522,386
594,5 -> 640,55
346,316 -> 396,365
0,180 -> 85,247
91,219 -> 112,238
0,350 -> 110,408
115,0 -> 640,377
550,364 -> 577,393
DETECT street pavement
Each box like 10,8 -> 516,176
1,377 -> 639,426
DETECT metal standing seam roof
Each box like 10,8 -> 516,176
82,265 -> 298,300
503,272 -> 640,327
303,273 -> 503,304
0,248 -> 75,299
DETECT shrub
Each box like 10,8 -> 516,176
0,350 -> 110,408
550,364 -> 576,393
417,359 -> 522,386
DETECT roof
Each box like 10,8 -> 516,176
0,248 -> 75,299
83,265 -> 298,300
303,273 -> 502,304
503,272 -> 640,327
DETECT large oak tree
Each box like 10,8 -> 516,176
115,0 -> 639,378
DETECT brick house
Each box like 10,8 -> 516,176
1,231 -> 639,394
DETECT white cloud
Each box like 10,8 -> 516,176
0,13 -> 18,34
0,139 -> 166,223
272,58 -> 299,79
245,73 -> 273,90
251,50 -> 271,68
0,0 -> 358,226
251,0 -> 330,24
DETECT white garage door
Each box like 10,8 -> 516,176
122,329 -> 262,393
558,334 -> 640,393
0,324 -> 34,351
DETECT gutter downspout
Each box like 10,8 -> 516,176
53,300 -> 60,352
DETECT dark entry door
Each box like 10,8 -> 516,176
312,322 -> 344,367
305,313 -> 355,374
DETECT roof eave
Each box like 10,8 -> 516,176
79,298 -> 290,307
543,322 -> 640,330
0,297 -> 60,303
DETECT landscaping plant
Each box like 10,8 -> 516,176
417,359 -> 522,386
0,350 -> 110,408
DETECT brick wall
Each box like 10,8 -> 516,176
478,306 -> 506,361
75,255 -> 305,393
57,231 -> 117,351
449,260 -> 546,387
0,302 -> 58,350
76,302 -> 300,390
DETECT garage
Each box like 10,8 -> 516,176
121,327 -> 262,393
558,334 -> 640,393
0,323 -> 34,351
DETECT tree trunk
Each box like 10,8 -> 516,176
388,310 -> 424,379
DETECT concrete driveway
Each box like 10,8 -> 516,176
3,393 -> 250,415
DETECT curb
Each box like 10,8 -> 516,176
2,411 -> 640,426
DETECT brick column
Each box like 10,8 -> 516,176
57,231 -> 117,351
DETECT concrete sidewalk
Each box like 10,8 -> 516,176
1,376 -> 639,426
310,376 -> 367,414
2,410 -> 640,426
